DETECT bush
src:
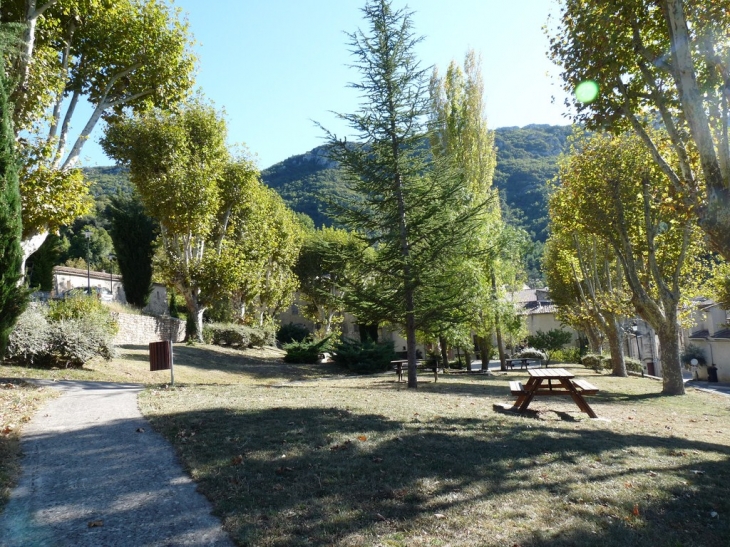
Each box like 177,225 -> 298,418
6,306 -> 49,365
332,338 -> 395,374
276,322 -> 311,345
517,347 -> 546,360
7,301 -> 117,368
624,357 -> 642,373
551,347 -> 581,364
581,353 -> 606,372
283,337 -> 332,364
680,344 -> 707,366
202,323 -> 275,349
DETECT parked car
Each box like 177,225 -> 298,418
61,286 -> 114,302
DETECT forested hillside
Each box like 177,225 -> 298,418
81,124 -> 570,286
261,124 -> 572,243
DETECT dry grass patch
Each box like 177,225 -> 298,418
0,381 -> 58,511
136,353 -> 730,547
0,343 -> 314,385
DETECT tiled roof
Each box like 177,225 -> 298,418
689,329 -> 710,339
712,328 -> 730,339
510,289 -> 537,303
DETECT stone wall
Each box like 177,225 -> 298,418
112,313 -> 185,346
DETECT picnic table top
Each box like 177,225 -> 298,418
527,368 -> 574,379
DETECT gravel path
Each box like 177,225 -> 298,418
0,381 -> 233,547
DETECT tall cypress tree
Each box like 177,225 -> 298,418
107,194 -> 157,308
0,65 -> 28,355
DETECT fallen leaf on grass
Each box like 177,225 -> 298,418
434,513 -> 446,519
1,425 -> 14,435
231,455 -> 243,466
87,520 -> 104,528
375,513 -> 387,521
690,470 -> 706,475
646,471 -> 657,477
632,504 -> 640,516
357,435 -> 367,441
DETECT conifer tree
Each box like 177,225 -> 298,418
0,65 -> 27,355
107,194 -> 157,308
324,0 -> 489,387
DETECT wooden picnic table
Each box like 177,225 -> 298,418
509,368 -> 599,418
391,359 -> 440,382
505,358 -> 530,370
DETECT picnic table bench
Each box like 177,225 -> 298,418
505,358 -> 546,369
508,368 -> 599,418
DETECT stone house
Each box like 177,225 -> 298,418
51,266 -> 169,316
683,297 -> 730,382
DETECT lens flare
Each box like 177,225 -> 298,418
575,80 -> 599,104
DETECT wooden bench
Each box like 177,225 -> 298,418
509,381 -> 526,395
572,379 -> 599,395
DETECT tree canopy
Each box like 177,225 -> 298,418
549,0 -> 730,262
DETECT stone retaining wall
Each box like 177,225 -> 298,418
112,313 -> 185,346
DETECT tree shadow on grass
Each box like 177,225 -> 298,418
148,405 -> 730,547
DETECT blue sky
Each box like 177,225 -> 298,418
78,0 -> 570,170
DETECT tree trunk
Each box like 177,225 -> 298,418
476,335 -> 491,372
180,286 -> 205,342
439,335 -> 449,370
655,319 -> 685,395
584,324 -> 602,354
20,230 -> 48,279
605,320 -> 627,377
490,271 -> 507,371
465,350 -> 472,373
405,303 -> 418,388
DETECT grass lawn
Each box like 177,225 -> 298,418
3,345 -> 730,546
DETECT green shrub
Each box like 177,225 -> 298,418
551,347 -> 581,364
202,323 -> 275,349
332,338 -> 395,374
7,302 -> 117,368
517,347 -> 546,360
680,343 -> 707,366
276,322 -> 311,345
249,325 -> 276,347
48,295 -> 118,336
283,337 -> 332,364
48,318 -> 116,367
624,357 -> 642,373
6,306 -> 49,365
581,353 -> 605,372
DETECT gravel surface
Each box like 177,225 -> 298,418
0,381 -> 233,547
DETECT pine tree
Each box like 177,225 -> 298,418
324,0 -> 489,387
0,65 -> 28,356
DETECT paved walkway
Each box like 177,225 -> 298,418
0,381 -> 233,547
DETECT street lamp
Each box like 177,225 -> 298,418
83,229 -> 92,293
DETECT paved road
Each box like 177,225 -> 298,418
0,381 -> 233,547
